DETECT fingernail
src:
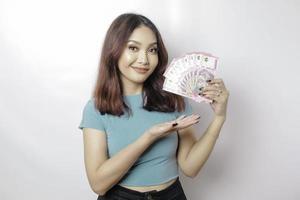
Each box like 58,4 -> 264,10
172,123 -> 178,127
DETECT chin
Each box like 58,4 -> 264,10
132,76 -> 149,83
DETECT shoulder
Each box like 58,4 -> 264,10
79,98 -> 107,132
82,98 -> 104,117
84,98 -> 98,111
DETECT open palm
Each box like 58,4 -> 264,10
147,114 -> 200,140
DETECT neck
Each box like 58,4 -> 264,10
121,80 -> 144,96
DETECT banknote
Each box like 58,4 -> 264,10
162,52 -> 218,103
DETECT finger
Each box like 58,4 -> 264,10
207,82 -> 224,89
178,114 -> 199,120
179,114 -> 200,122
200,90 -> 223,98
178,116 -> 201,129
199,88 -> 220,94
208,79 -> 226,90
170,115 -> 187,126
169,115 -> 185,123
173,114 -> 199,126
202,93 -> 220,100
181,114 -> 200,121
201,83 -> 223,91
207,78 -> 223,84
203,89 -> 223,94
176,115 -> 187,120
199,85 -> 218,91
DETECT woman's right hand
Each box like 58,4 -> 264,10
146,114 -> 201,141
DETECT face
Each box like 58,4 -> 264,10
117,25 -> 159,87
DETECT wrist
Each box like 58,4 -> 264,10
214,115 -> 226,122
142,131 -> 157,144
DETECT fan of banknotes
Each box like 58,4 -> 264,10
162,52 -> 219,103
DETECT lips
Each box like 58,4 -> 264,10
131,66 -> 150,70
131,66 -> 149,73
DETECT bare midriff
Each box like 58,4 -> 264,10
118,177 -> 177,192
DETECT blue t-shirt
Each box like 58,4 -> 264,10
78,93 -> 193,186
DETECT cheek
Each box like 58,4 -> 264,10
124,53 -> 137,65
118,53 -> 136,69
149,55 -> 159,67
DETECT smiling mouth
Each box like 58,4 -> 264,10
131,66 -> 150,73
131,66 -> 150,70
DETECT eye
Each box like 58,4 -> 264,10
128,46 -> 138,51
149,47 -> 158,54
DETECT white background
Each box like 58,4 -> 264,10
1,0 -> 299,199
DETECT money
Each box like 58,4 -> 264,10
162,52 -> 218,103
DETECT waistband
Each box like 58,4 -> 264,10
110,177 -> 181,198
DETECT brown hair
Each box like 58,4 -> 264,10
92,13 -> 187,116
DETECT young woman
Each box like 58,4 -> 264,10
79,13 -> 229,200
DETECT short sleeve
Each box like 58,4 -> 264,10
176,97 -> 193,117
78,99 -> 106,132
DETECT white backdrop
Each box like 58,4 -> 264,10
1,0 -> 299,199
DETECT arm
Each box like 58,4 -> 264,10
84,128 -> 156,196
177,78 -> 228,177
184,115 -> 226,177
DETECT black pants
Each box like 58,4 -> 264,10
97,177 -> 188,200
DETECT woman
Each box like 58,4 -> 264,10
79,13 -> 229,200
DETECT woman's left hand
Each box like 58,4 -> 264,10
198,78 -> 230,118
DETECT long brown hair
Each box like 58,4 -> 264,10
92,13 -> 187,116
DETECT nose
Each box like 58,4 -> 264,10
137,52 -> 149,65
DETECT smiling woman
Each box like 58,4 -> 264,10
78,13 -> 198,200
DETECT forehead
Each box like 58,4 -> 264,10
128,26 -> 157,44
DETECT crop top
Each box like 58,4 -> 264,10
78,93 -> 193,186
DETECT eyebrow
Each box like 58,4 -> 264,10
127,40 -> 157,46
